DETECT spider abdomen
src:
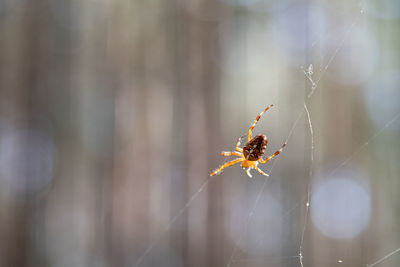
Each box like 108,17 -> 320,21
243,134 -> 267,161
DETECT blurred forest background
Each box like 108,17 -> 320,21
0,0 -> 400,266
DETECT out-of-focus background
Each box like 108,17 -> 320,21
0,0 -> 399,266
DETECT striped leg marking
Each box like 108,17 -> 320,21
255,165 -> 269,176
248,104 -> 273,141
221,151 -> 243,157
210,158 -> 243,176
235,137 -> 243,152
259,143 -> 286,164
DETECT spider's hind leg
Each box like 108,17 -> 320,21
255,165 -> 269,176
210,158 -> 243,176
259,143 -> 287,164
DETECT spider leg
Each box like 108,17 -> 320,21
255,165 -> 269,176
235,137 -> 243,152
248,104 -> 273,141
246,168 -> 253,178
259,143 -> 287,164
221,151 -> 243,157
210,158 -> 243,176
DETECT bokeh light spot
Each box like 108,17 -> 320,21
311,169 -> 371,239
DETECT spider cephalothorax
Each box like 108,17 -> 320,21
210,105 -> 286,177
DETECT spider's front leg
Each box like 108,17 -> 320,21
248,105 -> 273,141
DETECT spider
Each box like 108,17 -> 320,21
210,104 -> 286,178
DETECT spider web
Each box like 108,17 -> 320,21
133,1 -> 400,266
226,6 -> 362,266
